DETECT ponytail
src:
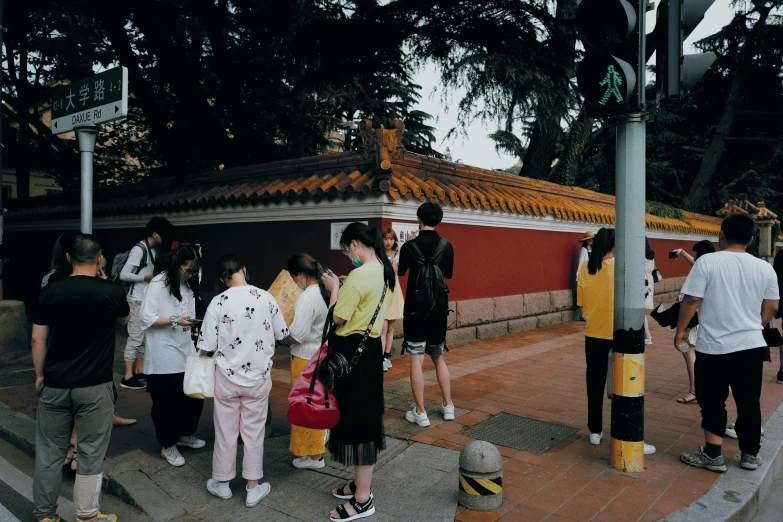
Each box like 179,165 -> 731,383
216,254 -> 245,293
286,253 -> 331,305
339,222 -> 396,292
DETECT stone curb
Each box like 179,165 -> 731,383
663,399 -> 783,522
0,400 -> 147,514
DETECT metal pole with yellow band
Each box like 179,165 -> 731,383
611,118 -> 647,473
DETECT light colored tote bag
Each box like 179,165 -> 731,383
184,350 -> 216,399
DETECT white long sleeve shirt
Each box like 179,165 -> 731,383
140,274 -> 196,375
119,242 -> 158,302
288,285 -> 328,361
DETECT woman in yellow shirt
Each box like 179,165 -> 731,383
321,222 -> 394,522
577,228 -> 615,446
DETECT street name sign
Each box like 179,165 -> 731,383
51,66 -> 128,134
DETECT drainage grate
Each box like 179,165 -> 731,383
462,413 -> 579,454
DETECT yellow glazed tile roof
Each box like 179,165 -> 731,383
8,150 -> 725,238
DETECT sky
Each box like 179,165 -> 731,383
411,0 -> 737,171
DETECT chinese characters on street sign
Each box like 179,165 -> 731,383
51,66 -> 128,134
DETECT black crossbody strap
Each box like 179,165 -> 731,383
349,284 -> 388,368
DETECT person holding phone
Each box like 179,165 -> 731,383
140,244 -> 205,467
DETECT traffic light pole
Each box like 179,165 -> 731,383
611,114 -> 647,472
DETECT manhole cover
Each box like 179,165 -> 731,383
462,413 -> 579,454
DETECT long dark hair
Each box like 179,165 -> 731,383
48,233 -> 75,283
165,245 -> 199,301
215,254 -> 246,293
286,253 -> 330,305
645,237 -> 655,260
587,228 -> 615,275
339,222 -> 396,291
693,240 -> 716,260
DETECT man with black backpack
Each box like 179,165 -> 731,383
117,217 -> 173,390
398,202 -> 455,428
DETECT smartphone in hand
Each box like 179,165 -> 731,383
669,251 -> 679,259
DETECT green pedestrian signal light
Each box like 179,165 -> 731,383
599,65 -> 624,106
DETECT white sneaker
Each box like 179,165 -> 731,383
385,358 -> 393,369
207,478 -> 232,500
644,338 -> 653,345
292,456 -> 326,469
177,435 -> 206,449
725,423 -> 738,439
589,432 -> 602,445
246,482 -> 271,508
405,408 -> 431,427
161,446 -> 186,467
644,443 -> 656,455
440,402 -> 456,421
382,359 -> 390,372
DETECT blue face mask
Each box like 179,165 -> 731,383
351,256 -> 362,268
296,282 -> 307,291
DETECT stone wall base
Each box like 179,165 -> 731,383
391,276 -> 688,350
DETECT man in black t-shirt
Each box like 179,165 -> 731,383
398,202 -> 456,429
32,235 -> 130,522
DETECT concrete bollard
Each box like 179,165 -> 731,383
0,301 -> 28,365
458,440 -> 503,511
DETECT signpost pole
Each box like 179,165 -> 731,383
610,115 -> 647,472
75,126 -> 98,234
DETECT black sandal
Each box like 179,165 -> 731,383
329,494 -> 375,521
332,480 -> 357,500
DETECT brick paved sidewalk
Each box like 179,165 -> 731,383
2,317 -> 783,521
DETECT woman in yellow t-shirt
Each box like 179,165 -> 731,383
321,222 -> 394,522
576,228 -> 615,447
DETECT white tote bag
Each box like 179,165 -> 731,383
183,351 -> 216,399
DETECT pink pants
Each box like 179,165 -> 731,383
212,369 -> 271,481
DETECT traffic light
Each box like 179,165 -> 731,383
576,0 -> 645,117
655,0 -> 717,103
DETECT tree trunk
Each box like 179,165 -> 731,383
519,0 -> 577,180
685,3 -> 773,212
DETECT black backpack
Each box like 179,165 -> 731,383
407,238 -> 450,319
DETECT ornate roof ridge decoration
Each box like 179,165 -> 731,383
358,119 -> 406,189
717,199 -> 779,222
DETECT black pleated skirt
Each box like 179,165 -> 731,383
327,333 -> 386,466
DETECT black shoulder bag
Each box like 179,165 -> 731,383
319,285 -> 387,391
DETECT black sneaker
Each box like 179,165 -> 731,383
777,370 -> 783,384
135,373 -> 148,384
120,376 -> 146,390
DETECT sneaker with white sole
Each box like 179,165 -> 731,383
440,402 -> 455,421
382,359 -> 390,372
680,447 -> 727,473
207,478 -> 232,500
161,446 -> 186,467
589,432 -> 602,445
76,513 -> 117,522
385,358 -> 393,369
644,338 -> 653,345
405,408 -> 430,427
292,456 -> 326,469
177,435 -> 206,449
246,482 -> 271,507
644,443 -> 656,455
741,453 -> 762,470
725,423 -> 738,439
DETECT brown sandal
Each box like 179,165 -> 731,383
677,394 -> 697,404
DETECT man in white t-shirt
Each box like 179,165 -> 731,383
675,214 -> 779,473
119,217 -> 173,390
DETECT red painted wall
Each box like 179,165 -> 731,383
8,217 -> 714,313
382,219 -> 715,301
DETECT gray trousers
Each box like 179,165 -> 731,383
33,381 -> 114,521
